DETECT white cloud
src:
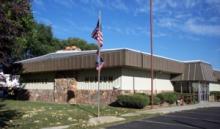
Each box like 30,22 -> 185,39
105,25 -> 148,36
134,0 -> 148,15
185,19 -> 220,36
105,26 -> 123,33
209,17 -> 220,23
33,0 -> 46,12
206,0 -> 220,4
93,0 -> 104,7
157,18 -> 179,28
166,0 -> 178,8
37,17 -> 53,25
184,0 -> 198,8
110,0 -> 128,12
33,0 -> 44,6
53,0 -> 75,9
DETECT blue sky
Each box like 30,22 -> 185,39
32,0 -> 220,70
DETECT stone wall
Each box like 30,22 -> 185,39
23,89 -> 121,105
19,89 -> 171,104
28,89 -> 54,102
54,78 -> 77,103
75,90 -> 121,105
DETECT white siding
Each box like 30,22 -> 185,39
134,77 -> 150,90
121,75 -> 133,90
77,68 -> 173,92
77,69 -> 121,90
154,78 -> 173,92
22,82 -> 54,90
121,68 -> 174,92
209,83 -> 220,91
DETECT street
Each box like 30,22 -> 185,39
107,107 -> 220,129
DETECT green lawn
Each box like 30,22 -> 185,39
0,99 -> 136,129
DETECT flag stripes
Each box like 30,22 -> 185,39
92,14 -> 104,71
96,49 -> 104,70
91,18 -> 103,47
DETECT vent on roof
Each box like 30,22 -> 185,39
56,46 -> 82,53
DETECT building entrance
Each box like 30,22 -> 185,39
198,83 -> 209,101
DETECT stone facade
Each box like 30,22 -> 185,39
20,78 -> 121,105
23,89 -> 121,105
28,89 -> 54,102
17,88 -> 169,104
75,90 -> 121,105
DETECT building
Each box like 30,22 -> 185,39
16,48 -> 220,104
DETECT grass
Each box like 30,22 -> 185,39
0,99 -> 137,129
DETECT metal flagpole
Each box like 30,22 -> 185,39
150,0 -> 154,109
97,67 -> 100,117
97,11 -> 101,117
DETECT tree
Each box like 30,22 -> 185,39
26,23 -> 55,57
0,0 -> 33,70
0,0 -> 97,73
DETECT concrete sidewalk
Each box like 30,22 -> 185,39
42,102 -> 220,129
44,102 -> 220,129
89,102 -> 220,126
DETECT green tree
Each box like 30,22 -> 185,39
0,0 -> 33,69
26,23 -> 55,57
0,0 -> 97,73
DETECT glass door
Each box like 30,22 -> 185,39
199,83 -> 209,101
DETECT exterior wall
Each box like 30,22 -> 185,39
154,78 -> 174,93
22,82 -> 54,90
209,83 -> 220,91
28,89 -> 54,102
19,67 -> 175,104
77,68 -> 121,90
75,90 -> 121,105
121,68 -> 174,93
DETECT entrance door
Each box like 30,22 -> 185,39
198,83 -> 209,102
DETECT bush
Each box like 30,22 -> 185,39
157,92 -> 177,104
176,93 -> 198,104
116,93 -> 149,109
151,96 -> 161,105
210,91 -> 220,101
210,91 -> 220,96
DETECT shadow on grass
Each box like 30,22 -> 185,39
109,101 -> 121,107
0,99 -> 23,128
71,104 -> 97,117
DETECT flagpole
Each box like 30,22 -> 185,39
97,67 -> 100,117
150,0 -> 154,109
97,10 -> 101,117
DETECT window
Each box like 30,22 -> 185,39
85,77 -> 89,82
84,75 -> 114,83
109,76 -> 113,82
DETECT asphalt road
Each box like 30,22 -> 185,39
107,107 -> 220,129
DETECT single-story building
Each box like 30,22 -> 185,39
15,48 -> 220,104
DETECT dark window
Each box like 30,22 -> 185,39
109,76 -> 113,82
104,76 -> 108,82
90,76 -> 94,82
85,77 -> 89,82
95,76 -> 98,82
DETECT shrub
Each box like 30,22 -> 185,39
210,91 -> 220,101
176,93 -> 198,104
116,93 -> 149,109
151,96 -> 161,105
157,92 -> 177,104
210,91 -> 220,96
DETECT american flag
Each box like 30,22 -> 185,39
91,18 -> 103,47
96,49 -> 104,71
